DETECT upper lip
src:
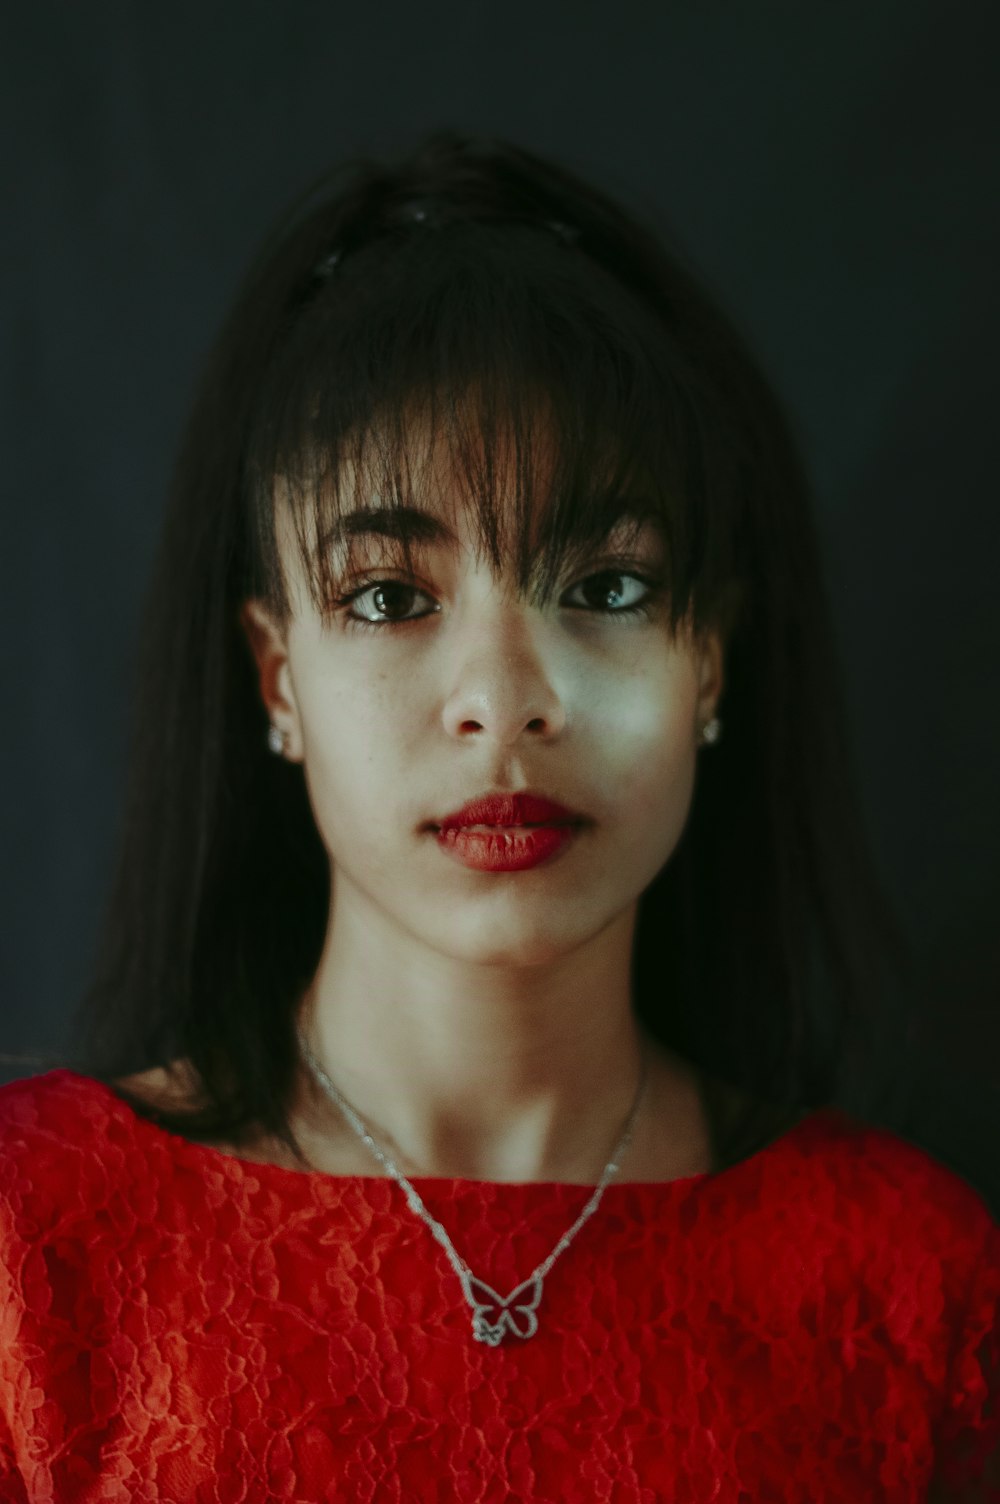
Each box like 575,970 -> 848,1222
431,792 -> 586,831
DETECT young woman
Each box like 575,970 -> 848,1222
0,131 -> 995,1501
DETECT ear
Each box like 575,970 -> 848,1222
240,599 -> 304,763
695,627 -> 725,728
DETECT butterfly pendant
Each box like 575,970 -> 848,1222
464,1272 -> 544,1345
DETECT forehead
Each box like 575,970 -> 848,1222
281,406 -> 652,529
323,401 -> 572,544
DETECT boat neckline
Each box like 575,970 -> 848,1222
51,1067 -> 833,1194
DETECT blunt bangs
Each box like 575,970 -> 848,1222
243,219 -> 746,640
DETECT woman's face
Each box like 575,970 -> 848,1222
241,432 -> 724,970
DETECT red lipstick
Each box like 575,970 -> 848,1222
431,792 -> 586,873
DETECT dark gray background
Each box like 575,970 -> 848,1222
3,3 -> 998,1208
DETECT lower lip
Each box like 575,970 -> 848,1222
434,824 -> 581,872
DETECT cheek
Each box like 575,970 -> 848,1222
296,659 -> 437,867
635,722 -> 698,838
603,668 -> 699,834
295,678 -> 392,845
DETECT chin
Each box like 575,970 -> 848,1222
418,907 -> 601,970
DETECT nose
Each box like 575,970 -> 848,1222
440,593 -> 568,745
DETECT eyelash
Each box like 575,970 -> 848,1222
333,568 -> 663,632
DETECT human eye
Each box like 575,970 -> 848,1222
562,567 -> 662,620
337,577 -> 439,631
332,564 -> 663,631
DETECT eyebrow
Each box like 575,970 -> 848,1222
322,501 -> 661,550
323,506 -> 458,549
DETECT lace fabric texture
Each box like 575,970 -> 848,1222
0,1069 -> 996,1503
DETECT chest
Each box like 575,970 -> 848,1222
9,1186 -> 950,1502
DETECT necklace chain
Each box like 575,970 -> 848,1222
296,1025 -> 648,1346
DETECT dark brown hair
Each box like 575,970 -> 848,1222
50,130 -> 913,1169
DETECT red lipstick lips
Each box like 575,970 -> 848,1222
431,792 -> 586,873
435,792 -> 583,831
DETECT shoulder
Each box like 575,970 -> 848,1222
0,1072 -> 108,1249
0,1068 -> 194,1241
771,1104 -> 997,1301
755,1106 -> 998,1495
697,1072 -> 996,1272
0,1067 -> 118,1152
793,1100 -> 992,1208
704,1071 -> 993,1230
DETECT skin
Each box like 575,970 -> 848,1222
224,421 -> 726,1185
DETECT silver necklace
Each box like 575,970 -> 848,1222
296,1026 -> 648,1346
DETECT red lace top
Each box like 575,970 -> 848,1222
0,1069 -> 996,1503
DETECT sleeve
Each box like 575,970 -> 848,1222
0,1413 -> 28,1504
930,1218 -> 1000,1503
0,1220 -> 30,1504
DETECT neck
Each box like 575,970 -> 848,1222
290,888 -> 661,1183
299,1026 -> 650,1186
